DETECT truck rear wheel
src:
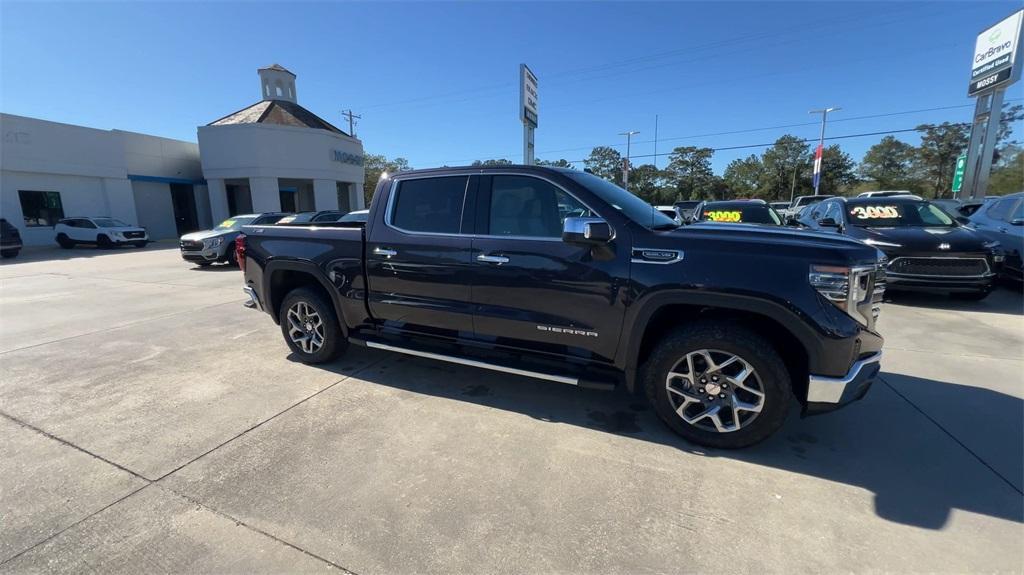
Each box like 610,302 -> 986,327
642,321 -> 792,449
278,287 -> 347,364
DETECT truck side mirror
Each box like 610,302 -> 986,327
563,217 -> 613,245
955,216 -> 971,225
818,217 -> 840,228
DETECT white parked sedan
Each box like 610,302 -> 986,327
54,217 -> 148,249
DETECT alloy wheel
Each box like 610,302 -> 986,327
286,301 -> 326,354
665,349 -> 765,433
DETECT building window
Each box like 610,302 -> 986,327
18,190 -> 64,227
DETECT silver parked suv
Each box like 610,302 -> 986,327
179,212 -> 288,267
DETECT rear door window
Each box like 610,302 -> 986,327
390,176 -> 468,234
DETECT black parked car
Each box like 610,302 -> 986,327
690,199 -> 783,225
798,196 -> 1003,300
1,218 -> 23,259
277,211 -> 347,224
237,166 -> 886,449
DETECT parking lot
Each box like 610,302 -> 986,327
0,244 -> 1021,573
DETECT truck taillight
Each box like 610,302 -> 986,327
235,234 -> 246,271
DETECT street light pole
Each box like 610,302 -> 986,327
619,130 -> 640,191
809,106 -> 840,195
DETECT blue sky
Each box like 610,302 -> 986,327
2,1 -> 1022,173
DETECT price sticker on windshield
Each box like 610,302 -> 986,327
220,219 -> 236,227
850,206 -> 899,219
704,210 -> 742,222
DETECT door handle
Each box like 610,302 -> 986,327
373,247 -> 397,258
476,254 -> 509,264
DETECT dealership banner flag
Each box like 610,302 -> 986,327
812,144 -> 823,189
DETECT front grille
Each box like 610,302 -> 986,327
887,257 -> 989,278
180,240 -> 204,251
124,231 -> 145,239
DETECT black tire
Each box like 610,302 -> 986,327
0,249 -> 18,259
951,290 -> 990,301
133,241 -> 147,248
96,235 -> 113,249
278,287 -> 347,364
224,247 -> 237,267
642,321 -> 793,449
56,234 -> 74,249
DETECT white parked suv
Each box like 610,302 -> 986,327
54,217 -> 148,249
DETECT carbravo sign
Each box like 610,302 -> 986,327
968,10 -> 1023,96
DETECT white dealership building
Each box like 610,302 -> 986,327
1,64 -> 365,246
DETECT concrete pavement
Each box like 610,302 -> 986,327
1,246 -> 1021,573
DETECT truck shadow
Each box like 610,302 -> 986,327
886,287 -> 1023,316
311,351 -> 1023,530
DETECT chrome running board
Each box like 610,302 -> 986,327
364,341 -> 579,386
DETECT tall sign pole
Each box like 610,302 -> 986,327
961,10 -> 1023,200
619,130 -> 639,191
520,64 -> 539,165
809,107 -> 840,195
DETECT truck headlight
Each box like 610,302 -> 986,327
810,264 -> 880,326
205,237 -> 223,248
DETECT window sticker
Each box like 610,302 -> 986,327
219,219 -> 236,227
850,205 -> 899,219
704,210 -> 742,222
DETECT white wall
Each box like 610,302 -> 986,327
198,123 -> 364,188
131,181 -> 177,240
0,113 -> 202,245
1,171 -> 108,246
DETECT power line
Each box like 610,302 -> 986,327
351,4 -> 939,111
425,99 -> 1022,165
560,126 -> 962,166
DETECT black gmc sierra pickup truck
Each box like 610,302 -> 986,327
238,166 -> 885,448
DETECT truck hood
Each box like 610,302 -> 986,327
849,225 -> 990,253
180,229 -> 237,242
671,222 -> 870,251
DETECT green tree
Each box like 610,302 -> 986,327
471,159 -> 514,166
584,146 -> 624,186
663,146 -> 715,200
859,136 -> 918,189
362,154 -> 411,206
723,154 -> 766,198
989,145 -> 1024,195
914,122 -> 969,198
536,158 -> 575,169
761,135 -> 811,201
817,145 -> 858,196
627,164 -> 664,203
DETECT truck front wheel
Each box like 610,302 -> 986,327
278,287 -> 347,364
642,321 -> 793,449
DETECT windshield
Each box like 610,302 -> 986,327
698,204 -> 782,225
795,196 -> 828,208
847,202 -> 955,227
565,171 -> 677,229
93,218 -> 130,228
214,216 -> 256,231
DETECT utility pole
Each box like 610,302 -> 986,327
809,107 -> 840,195
653,115 -> 659,169
341,109 -> 361,137
619,130 -> 640,191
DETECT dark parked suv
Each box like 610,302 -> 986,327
237,166 -> 886,449
798,196 -> 1002,299
1,218 -> 22,259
